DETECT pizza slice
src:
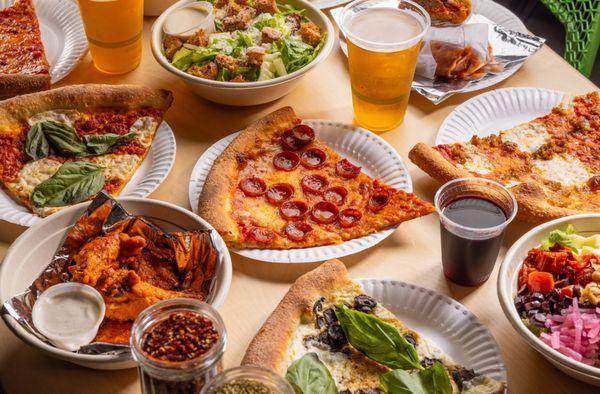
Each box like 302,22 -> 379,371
0,0 -> 51,99
409,91 -> 600,224
414,0 -> 472,25
197,107 -> 434,249
243,259 -> 507,393
0,84 -> 173,217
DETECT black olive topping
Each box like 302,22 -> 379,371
403,333 -> 417,347
452,367 -> 477,391
354,294 -> 377,313
420,356 -> 437,368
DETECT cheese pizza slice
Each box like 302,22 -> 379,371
0,84 -> 173,217
409,91 -> 600,224
0,0 -> 51,99
243,259 -> 506,393
197,107 -> 434,249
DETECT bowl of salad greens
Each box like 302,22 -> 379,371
151,0 -> 334,106
499,214 -> 600,386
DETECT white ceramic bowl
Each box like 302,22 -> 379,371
151,0 -> 335,106
0,198 -> 232,370
498,214 -> 600,386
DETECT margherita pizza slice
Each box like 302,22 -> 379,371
0,0 -> 51,99
197,107 -> 434,249
409,91 -> 600,224
0,84 -> 173,217
243,259 -> 506,393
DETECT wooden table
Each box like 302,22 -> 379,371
0,14 -> 598,394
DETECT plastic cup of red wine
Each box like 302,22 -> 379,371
435,178 -> 517,286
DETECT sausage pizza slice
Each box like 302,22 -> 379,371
197,107 -> 434,249
242,259 -> 507,393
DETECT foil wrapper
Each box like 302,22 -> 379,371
331,9 -> 546,104
1,192 -> 218,356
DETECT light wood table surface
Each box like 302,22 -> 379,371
0,14 -> 598,394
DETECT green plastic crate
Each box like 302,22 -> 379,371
541,0 -> 600,77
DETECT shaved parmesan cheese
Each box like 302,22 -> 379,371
28,110 -> 81,127
458,144 -> 492,175
500,123 -> 550,153
533,155 -> 591,187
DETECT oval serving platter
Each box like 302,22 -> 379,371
0,121 -> 177,227
189,120 -> 413,263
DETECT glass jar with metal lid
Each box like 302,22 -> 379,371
131,298 -> 227,394
201,366 -> 294,394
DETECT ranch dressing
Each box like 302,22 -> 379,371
32,283 -> 105,351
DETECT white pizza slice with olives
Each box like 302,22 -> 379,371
243,259 -> 506,393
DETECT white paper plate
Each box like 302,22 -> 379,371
189,120 -> 412,263
333,0 -> 528,96
358,278 -> 507,383
0,121 -> 177,227
0,0 -> 88,84
436,87 -> 567,145
0,198 -> 232,370
312,0 -> 349,10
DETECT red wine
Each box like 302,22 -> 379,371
440,197 -> 508,286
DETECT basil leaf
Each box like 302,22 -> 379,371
334,305 -> 421,370
30,161 -> 105,207
380,362 -> 453,394
286,353 -> 337,394
84,132 -> 139,155
25,123 -> 50,160
42,121 -> 88,156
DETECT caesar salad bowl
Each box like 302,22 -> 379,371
151,0 -> 334,106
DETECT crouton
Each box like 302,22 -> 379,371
164,35 -> 183,60
215,53 -> 241,72
222,5 -> 256,31
231,74 -> 247,82
285,13 -> 302,31
254,0 -> 278,14
246,48 -> 265,67
299,22 -> 322,46
187,62 -> 218,80
261,27 -> 282,43
186,29 -> 208,47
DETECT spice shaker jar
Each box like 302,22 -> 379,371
201,366 -> 294,394
131,298 -> 227,394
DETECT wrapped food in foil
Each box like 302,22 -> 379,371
2,192 -> 219,356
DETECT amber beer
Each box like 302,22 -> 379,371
77,0 -> 143,74
340,0 -> 430,132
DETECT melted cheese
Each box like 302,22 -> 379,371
500,122 -> 550,153
129,116 -> 158,148
27,110 -> 81,127
533,155 -> 591,187
6,158 -> 63,199
457,144 -> 492,175
88,154 -> 139,182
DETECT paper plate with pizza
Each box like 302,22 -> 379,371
0,84 -> 176,227
242,259 -> 507,393
410,87 -> 600,224
190,107 -> 434,263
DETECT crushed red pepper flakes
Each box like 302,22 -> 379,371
141,312 -> 219,362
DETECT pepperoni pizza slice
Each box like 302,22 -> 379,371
0,0 -> 51,99
198,107 -> 434,249
0,84 -> 173,218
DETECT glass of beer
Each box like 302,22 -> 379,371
340,0 -> 430,132
77,0 -> 144,74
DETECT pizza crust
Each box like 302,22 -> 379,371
0,74 -> 51,100
409,142 -> 580,224
197,107 -> 299,243
241,258 -> 351,374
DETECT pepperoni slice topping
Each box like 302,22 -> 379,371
301,148 -> 327,169
301,174 -> 328,194
336,159 -> 361,179
281,124 -> 315,151
284,221 -> 313,242
239,177 -> 267,197
279,200 -> 309,220
369,189 -> 391,211
250,227 -> 276,243
310,201 -> 339,224
273,151 -> 300,171
339,208 -> 362,228
323,186 -> 348,206
266,183 -> 294,205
